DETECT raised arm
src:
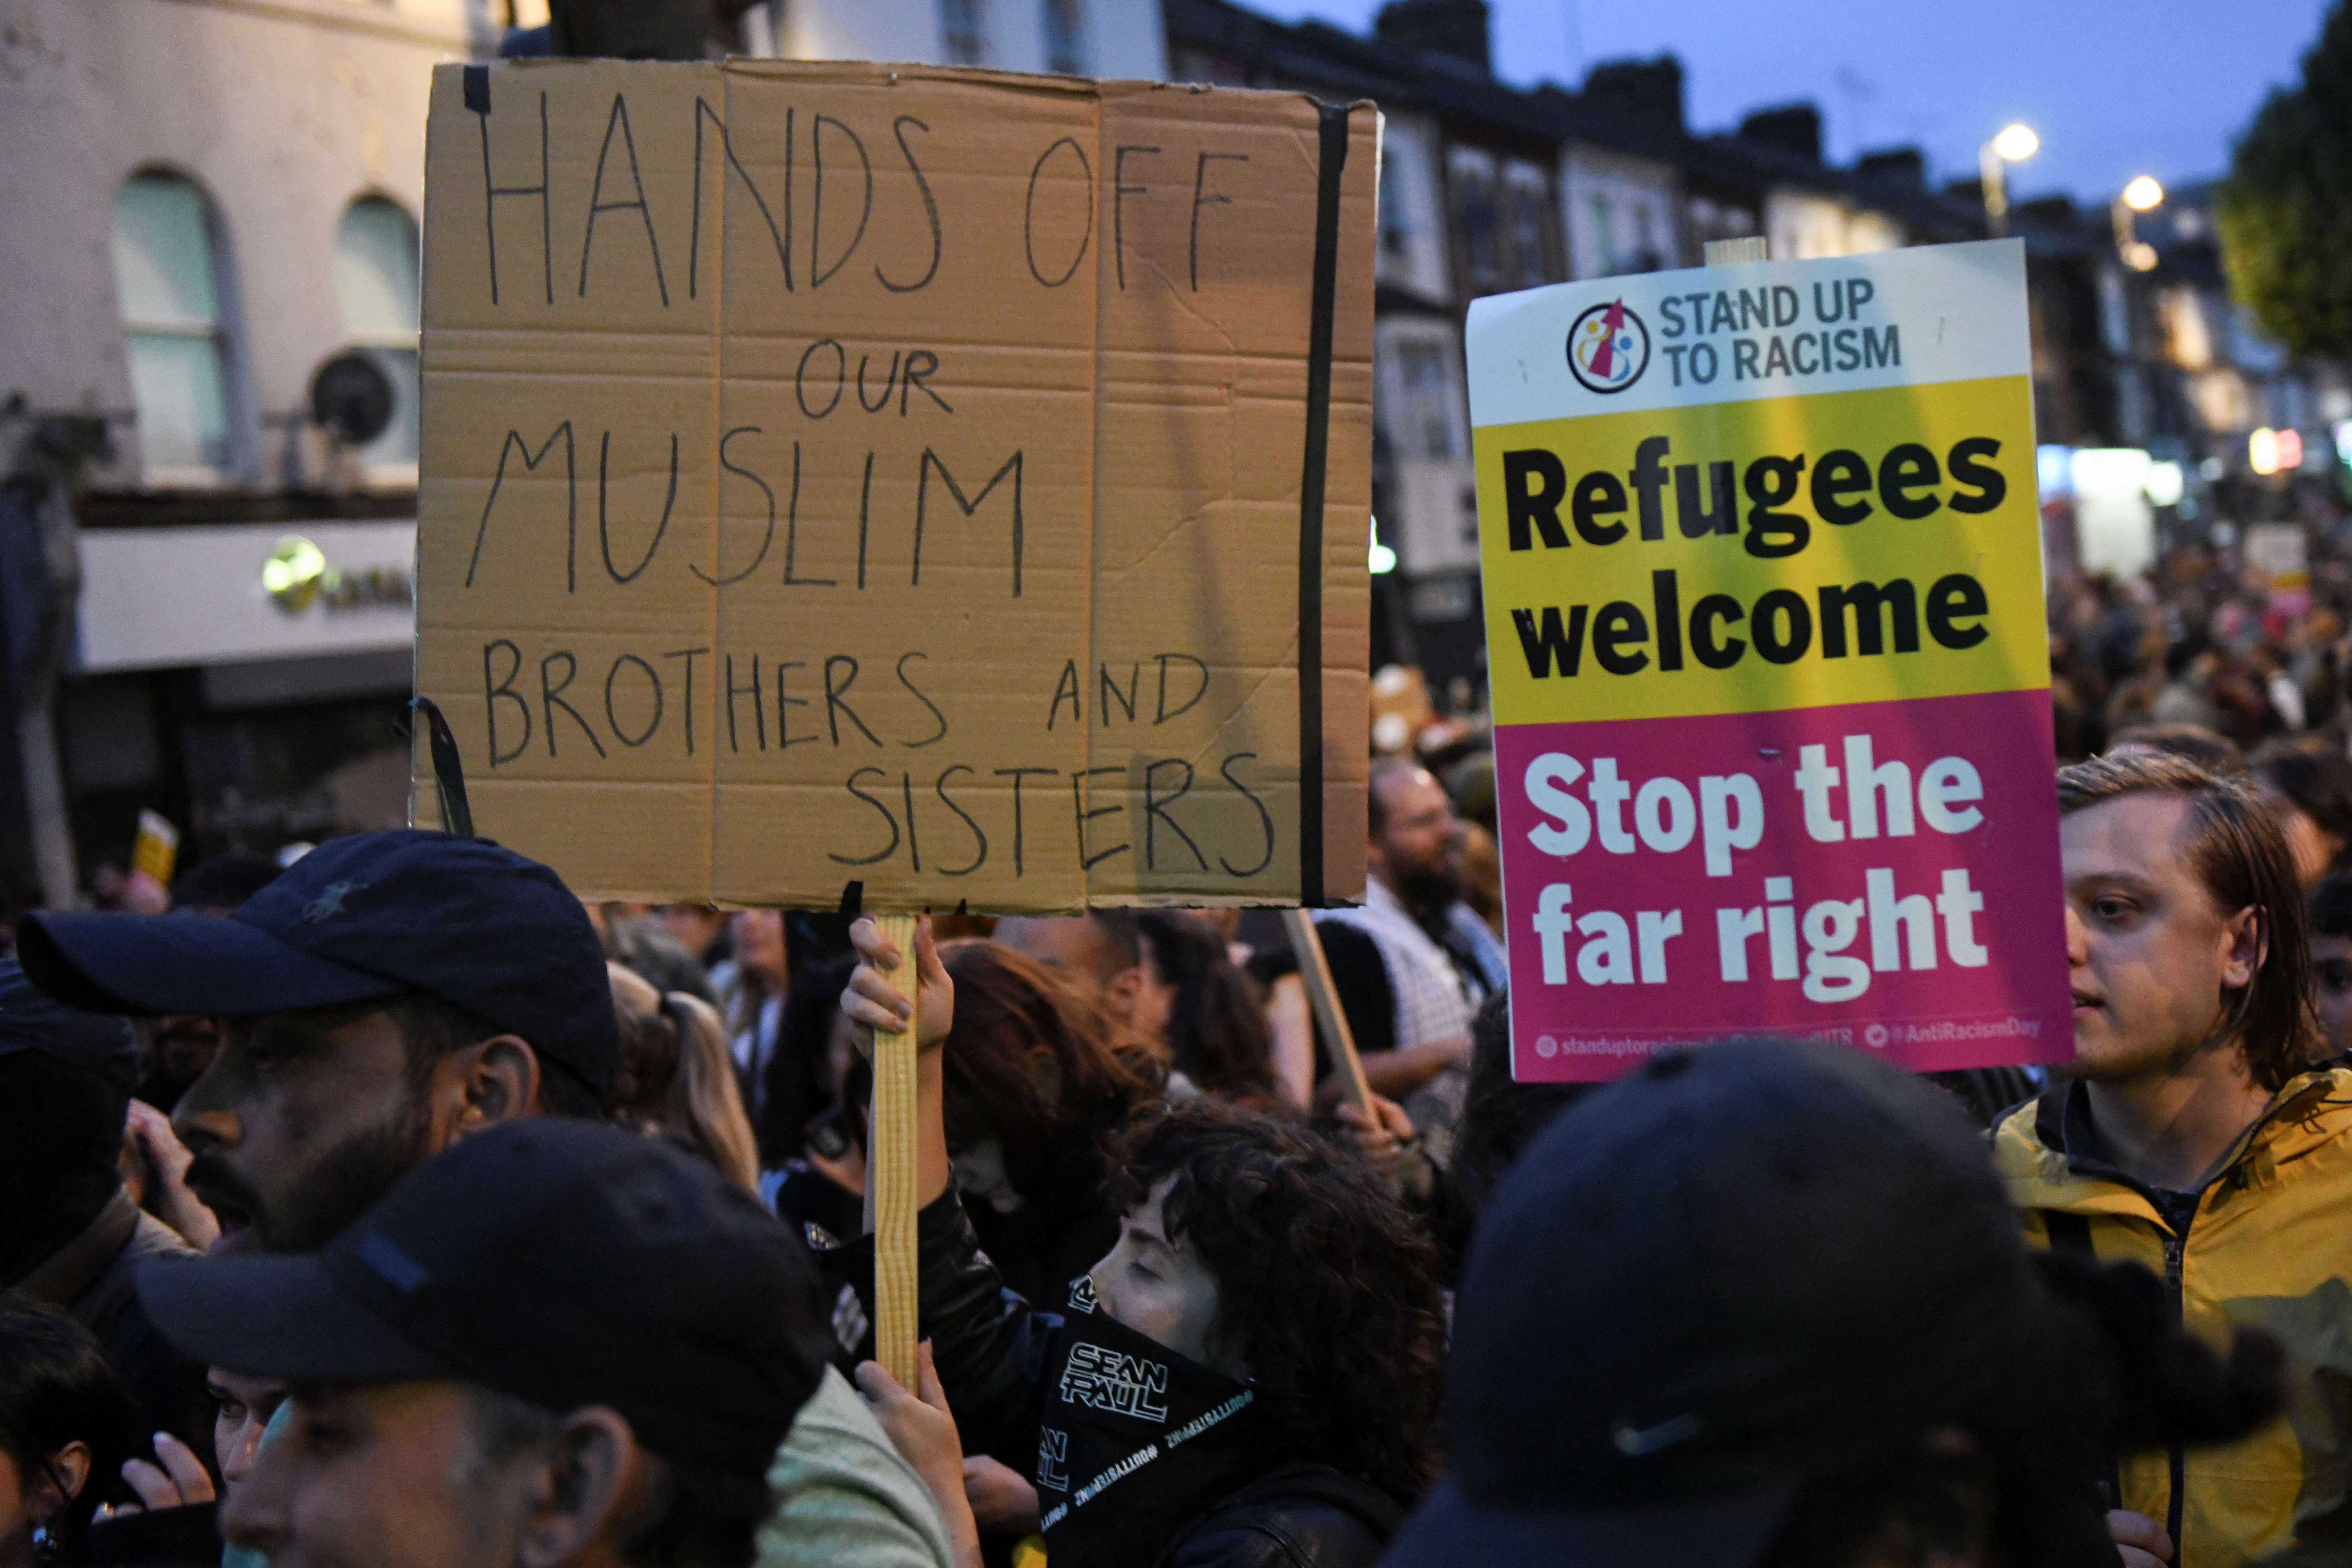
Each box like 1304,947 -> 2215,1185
841,921 -> 1058,1466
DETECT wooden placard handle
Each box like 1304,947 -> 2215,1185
869,912 -> 921,1390
1281,908 -> 1374,1112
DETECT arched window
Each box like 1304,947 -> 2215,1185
335,197 -> 422,471
1043,0 -> 1086,73
111,172 -> 237,478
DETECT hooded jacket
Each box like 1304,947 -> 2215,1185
1994,1067 -> 2352,1567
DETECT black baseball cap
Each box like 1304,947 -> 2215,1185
135,1119 -> 826,1479
16,829 -> 617,1102
1385,1039 -> 2050,1568
0,957 -> 136,1089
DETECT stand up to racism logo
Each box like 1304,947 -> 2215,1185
1568,297 -> 1649,394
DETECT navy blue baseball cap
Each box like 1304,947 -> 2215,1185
0,957 -> 136,1089
136,1119 -> 827,1479
1384,1039 -> 2054,1568
16,830 -> 617,1102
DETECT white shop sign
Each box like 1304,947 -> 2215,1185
74,522 -> 416,673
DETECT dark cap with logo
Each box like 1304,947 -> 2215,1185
136,1119 -> 827,1479
15,829 -> 617,1103
1386,1038 -> 2049,1568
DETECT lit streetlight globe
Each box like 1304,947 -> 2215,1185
1992,123 -> 2040,162
2122,175 -> 2165,211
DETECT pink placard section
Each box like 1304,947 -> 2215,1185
1494,689 -> 2072,1082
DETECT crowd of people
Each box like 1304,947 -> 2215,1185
14,555 -> 2352,1565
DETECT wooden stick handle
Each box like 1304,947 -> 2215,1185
1282,908 -> 1374,1111
869,912 -> 921,1390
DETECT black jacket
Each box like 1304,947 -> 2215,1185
1152,1467 -> 1400,1568
912,1191 -> 1402,1568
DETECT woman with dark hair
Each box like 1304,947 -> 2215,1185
0,1297 -> 134,1567
842,919 -> 1445,1567
785,942 -> 1163,1308
1131,912 -> 1284,1104
925,941 -> 1162,1308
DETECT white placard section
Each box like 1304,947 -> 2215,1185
1466,239 -> 2033,428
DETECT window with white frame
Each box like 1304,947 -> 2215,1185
1379,155 -> 1413,263
1630,201 -> 1660,270
111,172 -> 237,479
1042,0 -> 1086,73
940,0 -> 985,64
1392,336 -> 1460,462
1504,164 -> 1551,287
1451,150 -> 1502,287
1374,125 -> 1452,302
335,197 -> 422,471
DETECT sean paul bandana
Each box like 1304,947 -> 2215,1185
1034,1275 -> 1276,1566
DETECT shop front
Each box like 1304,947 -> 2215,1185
62,519 -> 416,879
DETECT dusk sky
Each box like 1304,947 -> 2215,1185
1253,0 -> 2333,205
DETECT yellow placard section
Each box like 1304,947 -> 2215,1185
1476,375 -> 2044,724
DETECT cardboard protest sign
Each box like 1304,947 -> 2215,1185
1468,240 -> 2070,1081
412,59 -> 1374,911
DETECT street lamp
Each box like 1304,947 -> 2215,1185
1979,122 -> 2039,237
2113,175 -> 2163,271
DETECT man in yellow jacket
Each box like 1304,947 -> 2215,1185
1995,751 -> 2352,1567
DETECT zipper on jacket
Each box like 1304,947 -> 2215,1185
2161,1215 -> 2189,1558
